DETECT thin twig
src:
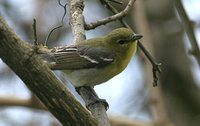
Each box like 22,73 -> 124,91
100,0 -> 161,86
100,0 -> 132,28
85,0 -> 135,30
138,41 -> 161,86
44,0 -> 67,46
32,18 -> 38,45
174,0 -> 200,66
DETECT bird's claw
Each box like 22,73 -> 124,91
86,98 -> 109,111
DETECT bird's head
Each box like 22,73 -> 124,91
104,28 -> 142,55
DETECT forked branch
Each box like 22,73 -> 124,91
85,0 -> 136,30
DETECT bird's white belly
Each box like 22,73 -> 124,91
64,68 -> 114,87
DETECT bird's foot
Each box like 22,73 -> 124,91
86,98 -> 109,111
75,86 -> 109,110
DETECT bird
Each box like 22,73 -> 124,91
46,28 -> 143,87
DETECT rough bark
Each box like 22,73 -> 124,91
0,17 -> 98,126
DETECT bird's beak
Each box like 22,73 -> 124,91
131,34 -> 143,41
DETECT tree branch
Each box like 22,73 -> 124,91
85,0 -> 136,30
174,0 -> 200,66
0,96 -> 151,126
0,96 -> 46,110
68,0 -> 86,43
0,17 -> 98,126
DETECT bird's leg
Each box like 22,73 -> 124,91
84,86 -> 109,110
75,86 -> 109,110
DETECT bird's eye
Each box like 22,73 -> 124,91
117,39 -> 126,44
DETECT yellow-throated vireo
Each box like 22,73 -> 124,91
48,28 -> 142,87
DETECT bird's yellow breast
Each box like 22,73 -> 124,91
114,42 -> 137,74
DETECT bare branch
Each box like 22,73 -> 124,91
109,116 -> 152,126
100,0 -> 131,29
0,96 -> 46,110
85,0 -> 136,30
137,41 -> 161,86
174,0 -> 200,66
32,19 -> 38,46
0,97 -> 152,126
68,0 -> 86,43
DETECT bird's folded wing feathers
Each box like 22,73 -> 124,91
48,45 -> 116,70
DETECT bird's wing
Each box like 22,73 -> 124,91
50,45 -> 116,70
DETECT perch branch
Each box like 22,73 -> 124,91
68,0 -> 110,125
0,17 -> 98,126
